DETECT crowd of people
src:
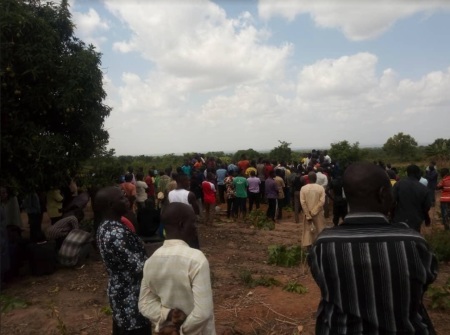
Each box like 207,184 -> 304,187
1,149 -> 450,334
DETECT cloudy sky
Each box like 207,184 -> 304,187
67,0 -> 450,156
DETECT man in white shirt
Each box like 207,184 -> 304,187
139,202 -> 216,334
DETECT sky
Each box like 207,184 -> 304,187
65,0 -> 450,156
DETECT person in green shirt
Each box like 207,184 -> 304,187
232,170 -> 248,220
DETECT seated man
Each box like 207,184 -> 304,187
308,162 -> 438,335
58,229 -> 93,268
139,202 -> 216,334
46,209 -> 84,250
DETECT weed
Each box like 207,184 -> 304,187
427,278 -> 450,310
425,230 -> 450,262
283,281 -> 308,294
268,245 -> 306,267
0,295 -> 27,313
100,305 -> 112,316
247,209 -> 275,230
239,270 -> 280,288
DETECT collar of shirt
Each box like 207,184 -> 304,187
343,212 -> 390,225
163,239 -> 189,248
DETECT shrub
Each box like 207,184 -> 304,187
425,230 -> 450,262
427,278 -> 450,310
283,281 -> 308,294
268,245 -> 305,267
247,209 -> 275,230
0,295 -> 27,313
239,270 -> 280,288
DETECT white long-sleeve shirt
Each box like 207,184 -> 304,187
139,240 -> 216,335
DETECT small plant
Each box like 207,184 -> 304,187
283,281 -> 308,294
427,278 -> 450,310
100,305 -> 112,316
0,295 -> 27,313
268,245 -> 306,267
239,270 -> 280,288
425,230 -> 450,262
247,209 -> 275,230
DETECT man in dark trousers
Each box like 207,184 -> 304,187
308,162 -> 437,335
392,164 -> 431,232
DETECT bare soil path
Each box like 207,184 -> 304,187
1,205 -> 449,335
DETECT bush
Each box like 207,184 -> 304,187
283,281 -> 308,294
268,245 -> 305,267
425,230 -> 450,262
247,209 -> 275,230
239,270 -> 280,288
427,278 -> 450,311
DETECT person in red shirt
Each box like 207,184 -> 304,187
144,169 -> 156,203
202,173 -> 216,226
237,154 -> 250,172
437,168 -> 450,230
121,174 -> 136,210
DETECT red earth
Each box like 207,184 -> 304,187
1,203 -> 449,335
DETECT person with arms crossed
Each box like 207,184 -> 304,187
139,202 -> 216,334
308,162 -> 438,335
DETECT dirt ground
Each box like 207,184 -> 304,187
1,203 -> 449,335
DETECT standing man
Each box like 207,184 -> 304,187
95,187 -> 151,335
392,164 -> 431,232
308,162 -> 438,335
139,202 -> 216,334
437,168 -> 450,230
265,171 -> 278,223
247,170 -> 261,212
274,169 -> 285,220
215,164 -> 228,204
233,170 -> 249,220
299,172 -> 325,249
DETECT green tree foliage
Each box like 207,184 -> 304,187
329,140 -> 365,168
382,132 -> 418,161
1,0 -> 111,191
425,138 -> 450,161
269,140 -> 292,163
232,149 -> 261,163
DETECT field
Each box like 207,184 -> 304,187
1,202 -> 449,335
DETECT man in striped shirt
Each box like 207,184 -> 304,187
308,162 -> 438,335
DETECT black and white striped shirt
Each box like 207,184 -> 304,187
308,213 -> 438,335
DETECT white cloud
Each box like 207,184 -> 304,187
72,6 -> 109,49
258,0 -> 450,41
106,0 -> 292,91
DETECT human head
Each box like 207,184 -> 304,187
406,164 -> 421,180
308,172 -> 317,183
343,162 -> 392,215
136,172 -> 144,181
161,202 -> 197,245
94,186 -> 129,221
124,173 -> 133,183
250,170 -> 256,177
177,174 -> 190,190
441,168 -> 449,178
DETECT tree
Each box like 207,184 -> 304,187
232,149 -> 261,163
329,140 -> 365,169
382,133 -> 418,161
269,140 -> 292,163
1,0 -> 111,191
425,138 -> 450,161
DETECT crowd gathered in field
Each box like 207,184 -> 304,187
1,149 -> 450,335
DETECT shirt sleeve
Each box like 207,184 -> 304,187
181,258 -> 214,334
300,189 -> 312,220
311,188 -> 326,217
102,225 -> 146,277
